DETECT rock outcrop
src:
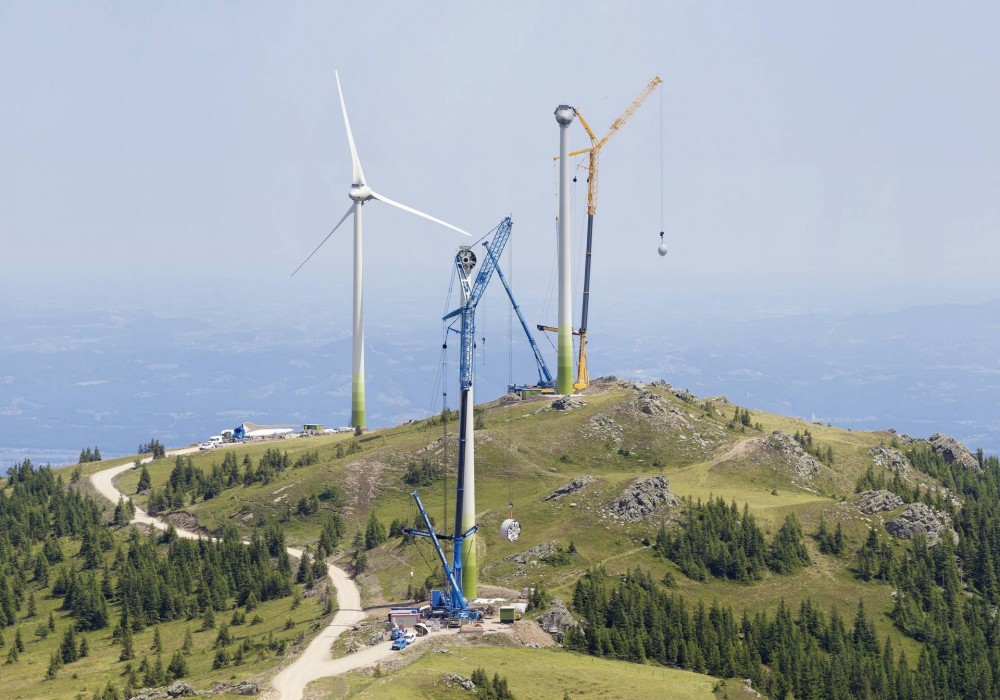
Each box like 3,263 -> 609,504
551,396 -> 587,411
166,683 -> 196,698
537,598 -> 576,635
544,476 -> 597,501
927,434 -> 982,474
609,475 -> 679,522
886,503 -> 957,545
869,445 -> 912,475
765,431 -> 822,480
856,490 -> 904,514
503,541 -> 560,564
638,389 -> 667,415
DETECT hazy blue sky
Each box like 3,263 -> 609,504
3,1 -> 999,316
2,2 -> 1000,462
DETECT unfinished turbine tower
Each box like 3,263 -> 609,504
554,105 -> 577,395
292,71 -> 470,428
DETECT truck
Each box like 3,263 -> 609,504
390,637 -> 408,651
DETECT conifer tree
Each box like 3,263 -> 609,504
60,625 -> 79,663
119,624 -> 134,661
167,650 -> 188,680
45,650 -> 62,679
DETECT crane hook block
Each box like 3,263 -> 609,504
658,231 -> 668,257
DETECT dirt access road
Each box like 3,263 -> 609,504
90,452 -> 383,700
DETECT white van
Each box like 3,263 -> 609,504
208,435 -> 225,447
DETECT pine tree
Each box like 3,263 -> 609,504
167,650 -> 188,680
214,622 -> 232,648
119,624 -> 134,661
201,607 -> 215,630
364,512 -> 387,550
59,625 -> 79,663
212,647 -> 230,669
137,465 -> 151,493
45,650 -> 62,679
181,627 -> 193,655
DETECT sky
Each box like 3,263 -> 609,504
2,2 -> 1000,460
3,2 -> 999,303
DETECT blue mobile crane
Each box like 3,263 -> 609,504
402,216 -> 515,622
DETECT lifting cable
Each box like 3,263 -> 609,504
659,85 -> 665,234
506,232 -> 515,510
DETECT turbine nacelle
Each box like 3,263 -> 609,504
349,184 -> 374,202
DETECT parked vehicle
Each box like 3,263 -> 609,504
391,637 -> 408,651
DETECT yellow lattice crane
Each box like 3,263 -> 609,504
540,75 -> 664,391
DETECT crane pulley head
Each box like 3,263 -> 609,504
457,247 -> 477,275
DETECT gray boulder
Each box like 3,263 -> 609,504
544,476 -> 597,501
886,503 -> 957,546
868,445 -> 911,475
766,431 -> 822,480
611,475 -> 679,522
637,389 -> 666,415
165,682 -> 196,698
552,396 -> 587,411
503,541 -> 560,564
537,598 -> 576,635
233,680 -> 259,696
927,434 -> 982,474
856,490 -> 904,514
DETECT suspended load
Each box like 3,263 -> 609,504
500,501 -> 521,541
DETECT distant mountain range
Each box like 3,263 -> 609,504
2,297 -> 998,467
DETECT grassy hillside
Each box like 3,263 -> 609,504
311,643 -> 724,699
46,376 -> 975,697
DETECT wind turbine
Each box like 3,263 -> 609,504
292,71 -> 470,429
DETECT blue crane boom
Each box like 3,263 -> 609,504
443,216 -> 513,390
402,491 -> 478,615
481,243 -> 555,390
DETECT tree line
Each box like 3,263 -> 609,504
653,496 -> 809,582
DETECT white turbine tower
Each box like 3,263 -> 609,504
292,71 -> 470,429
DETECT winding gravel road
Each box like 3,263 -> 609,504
89,452 -> 383,700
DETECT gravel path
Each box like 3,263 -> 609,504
89,451 -> 380,700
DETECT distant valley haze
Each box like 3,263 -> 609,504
2,264 -> 998,466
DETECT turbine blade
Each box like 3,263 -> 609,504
369,190 -> 470,236
335,70 -> 365,186
289,204 -> 355,278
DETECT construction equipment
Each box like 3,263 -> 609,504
402,490 -> 483,623
403,216 -> 515,616
481,241 -> 556,394
544,76 -> 664,391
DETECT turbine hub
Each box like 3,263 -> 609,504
349,184 -> 373,202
